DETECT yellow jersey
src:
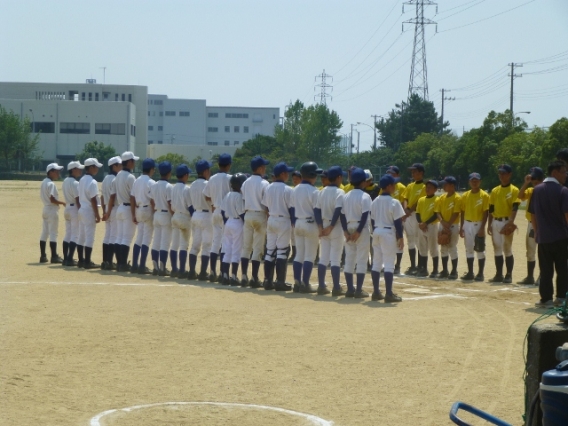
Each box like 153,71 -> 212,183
416,195 -> 439,224
343,183 -> 354,193
460,189 -> 490,222
379,182 -> 406,204
489,184 -> 521,218
319,183 -> 345,191
435,192 -> 462,224
404,181 -> 427,209
524,187 -> 533,221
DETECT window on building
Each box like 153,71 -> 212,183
224,141 -> 230,146
159,112 -> 163,117
158,140 -> 163,144
234,126 -> 239,133
208,112 -> 219,118
128,94 -> 132,102
273,114 -> 276,119
31,122 -> 55,133
95,93 -> 99,101
244,126 -> 249,133
148,140 -> 153,145
130,125 -> 136,136
154,100 -> 163,105
148,125 -> 154,131
158,126 -> 163,131
81,92 -> 86,101
95,123 -> 126,135
179,111 -> 190,117
207,142 -> 218,146
224,126 -> 230,132
122,94 -> 125,101
148,111 -> 151,116
115,93 -> 119,101
234,141 -> 240,145
88,92 -> 92,101
225,113 -> 249,118
103,92 -> 110,100
60,122 -> 90,134
165,111 -> 176,116
208,127 -> 218,132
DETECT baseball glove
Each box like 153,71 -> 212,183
438,228 -> 451,245
474,235 -> 485,252
499,222 -> 518,236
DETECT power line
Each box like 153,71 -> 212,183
437,0 -> 486,21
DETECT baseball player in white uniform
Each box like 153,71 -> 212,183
370,174 -> 404,303
261,162 -> 295,291
61,161 -> 84,266
77,158 -> 102,268
129,158 -> 156,274
188,159 -> 213,281
220,173 -> 247,286
314,166 -> 345,296
170,164 -> 193,278
290,161 -> 323,293
203,153 -> 232,282
39,163 -> 65,263
149,161 -> 173,276
101,156 -> 122,270
240,156 -> 270,287
289,171 -> 302,263
340,167 -> 372,298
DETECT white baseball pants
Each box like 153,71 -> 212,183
440,224 -> 460,259
134,206 -> 153,247
526,221 -> 536,262
491,220 -> 514,257
294,219 -> 320,264
152,211 -> 172,252
372,228 -> 397,273
241,211 -> 267,261
266,216 -> 292,261
116,205 -> 136,246
78,206 -> 96,248
418,222 -> 439,257
63,205 -> 79,243
103,207 -> 118,245
40,205 -> 59,242
344,223 -> 371,274
211,210 -> 224,254
463,220 -> 485,259
404,212 -> 419,250
171,212 -> 191,251
190,211 -> 213,256
222,218 -> 243,264
318,219 -> 344,267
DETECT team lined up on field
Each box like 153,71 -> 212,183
38,152 -> 541,304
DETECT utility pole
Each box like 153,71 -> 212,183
399,100 -> 405,147
403,0 -> 437,101
371,114 -> 380,149
100,66 -> 107,84
350,123 -> 356,156
357,130 -> 360,155
439,88 -> 455,132
508,62 -> 523,119
314,69 -> 333,105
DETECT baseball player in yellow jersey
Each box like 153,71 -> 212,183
384,166 -> 407,274
402,163 -> 427,275
39,163 -> 66,263
517,167 -> 544,284
342,166 -> 356,193
435,176 -> 462,279
415,180 -> 440,278
459,173 -> 490,281
488,164 -> 521,284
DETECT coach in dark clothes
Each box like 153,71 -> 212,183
529,160 -> 568,307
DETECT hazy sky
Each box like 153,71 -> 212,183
1,0 -> 567,151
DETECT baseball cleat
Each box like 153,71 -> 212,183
263,280 -> 274,290
240,275 -> 249,287
152,268 -> 159,276
393,266 -> 401,275
274,282 -> 292,291
474,273 -> 484,282
138,266 -> 152,275
461,272 -> 475,281
208,272 -> 217,283
416,268 -> 429,277
83,261 -> 100,269
331,287 -> 346,296
488,274 -> 504,283
65,259 -> 77,267
230,276 -> 240,286
354,289 -> 369,298
39,255 -> 49,263
438,270 -> 449,279
159,268 -> 170,277
502,274 -> 512,284
372,291 -> 384,301
293,280 -> 301,293
517,276 -> 535,285
344,289 -> 355,298
170,270 -> 178,278
51,255 -> 63,264
429,271 -> 439,279
448,271 -> 458,280
384,292 -> 402,303
405,266 -> 417,276
77,260 -> 84,268
299,283 -> 317,294
197,271 -> 208,281
187,270 -> 197,280
317,286 -> 331,295
249,277 -> 262,288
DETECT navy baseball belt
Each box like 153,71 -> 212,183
122,203 -> 131,206
247,210 -> 264,213
200,209 -> 209,212
160,209 -> 168,213
136,205 -> 149,208
69,203 -> 74,206
297,217 -> 313,220
494,217 -> 509,221
270,214 -> 288,218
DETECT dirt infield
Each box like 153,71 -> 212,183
0,180 -> 558,425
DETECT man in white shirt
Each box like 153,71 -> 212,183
170,164 -> 193,278
203,153 -> 232,282
62,161 -> 84,266
77,158 -> 102,268
39,163 -> 65,263
240,156 -> 270,287
150,161 -> 173,276
129,158 -> 156,274
100,156 -> 122,270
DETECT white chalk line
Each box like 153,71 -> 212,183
89,401 -> 333,426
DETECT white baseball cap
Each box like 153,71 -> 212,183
67,161 -> 85,171
46,163 -> 64,172
364,169 -> 373,181
121,151 -> 139,162
108,156 -> 122,166
84,158 -> 103,168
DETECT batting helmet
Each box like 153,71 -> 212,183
230,173 -> 247,191
299,161 -> 323,178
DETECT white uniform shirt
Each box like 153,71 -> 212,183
113,169 -> 136,205
221,192 -> 245,219
290,183 -> 319,219
316,185 -> 345,220
188,178 -> 212,211
78,174 -> 99,206
371,194 -> 405,229
203,172 -> 232,209
150,180 -> 173,212
171,182 -> 192,214
101,174 -> 116,206
342,189 -> 371,224
62,177 -> 79,205
262,181 -> 293,217
241,175 -> 269,212
131,174 -> 155,207
40,178 -> 59,206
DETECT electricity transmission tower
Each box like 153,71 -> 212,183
403,0 -> 437,101
314,69 -> 333,104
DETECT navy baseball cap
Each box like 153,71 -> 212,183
469,172 -> 481,180
195,159 -> 212,174
350,167 -> 366,184
158,161 -> 172,175
251,155 -> 270,171
386,166 -> 400,175
441,176 -> 457,185
176,164 -> 191,177
530,167 -> 545,180
142,158 -> 156,170
291,170 -> 301,178
218,153 -> 232,166
425,179 -> 439,188
273,162 -> 294,176
327,166 -> 344,180
498,164 -> 512,173
379,174 -> 396,189
409,163 -> 425,172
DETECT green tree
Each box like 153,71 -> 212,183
0,105 -> 41,171
539,117 -> 568,164
155,153 -> 190,167
232,135 -> 279,173
298,103 -> 343,168
76,141 -> 117,175
376,94 -> 448,151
